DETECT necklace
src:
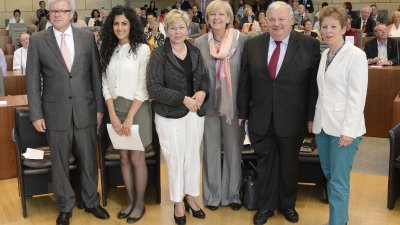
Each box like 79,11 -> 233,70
325,42 -> 345,71
172,44 -> 187,60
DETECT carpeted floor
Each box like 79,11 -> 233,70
352,137 -> 390,176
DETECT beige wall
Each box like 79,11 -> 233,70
1,0 -> 398,28
0,0 -> 188,28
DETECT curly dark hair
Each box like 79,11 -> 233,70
91,9 -> 100,18
100,5 -> 146,72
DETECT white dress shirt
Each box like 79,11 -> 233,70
13,47 -> 27,71
377,40 -> 388,60
102,43 -> 150,102
268,35 -> 290,77
6,17 -> 24,30
53,25 -> 75,66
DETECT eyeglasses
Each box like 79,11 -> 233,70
168,26 -> 187,32
49,10 -> 72,15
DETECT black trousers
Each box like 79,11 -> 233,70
248,118 -> 304,210
46,120 -> 100,212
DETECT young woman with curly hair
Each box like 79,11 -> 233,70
100,5 -> 151,223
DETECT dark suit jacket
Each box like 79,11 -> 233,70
351,18 -> 375,36
26,26 -> 103,130
299,0 -> 314,13
237,31 -> 320,137
364,38 -> 399,65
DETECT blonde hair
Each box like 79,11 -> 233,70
392,11 -> 400,20
205,0 -> 234,28
164,9 -> 191,30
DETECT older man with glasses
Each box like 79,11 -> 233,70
26,1 -> 109,225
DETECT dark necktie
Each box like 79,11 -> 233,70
268,41 -> 281,80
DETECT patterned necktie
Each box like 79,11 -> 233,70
362,21 -> 366,33
60,33 -> 72,71
268,41 -> 281,80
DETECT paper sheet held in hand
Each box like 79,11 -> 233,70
106,124 -> 144,151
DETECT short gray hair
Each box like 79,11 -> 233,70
48,0 -> 76,12
267,1 -> 294,18
360,5 -> 371,13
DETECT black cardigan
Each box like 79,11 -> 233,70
146,38 -> 209,118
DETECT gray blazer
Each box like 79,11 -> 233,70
194,32 -> 247,116
26,26 -> 103,130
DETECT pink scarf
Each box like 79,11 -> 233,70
208,28 -> 239,124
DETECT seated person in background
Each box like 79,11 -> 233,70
88,9 -> 103,27
0,48 -> 7,74
351,5 -> 375,37
259,18 -> 268,34
315,2 -> 328,18
6,9 -> 24,30
157,8 -> 169,36
36,1 -> 48,23
72,11 -> 88,28
27,24 -> 38,35
135,8 -> 147,27
295,4 -> 313,29
364,24 -> 399,66
186,9 -> 202,38
90,27 -> 101,51
253,10 -> 266,33
345,17 -> 359,46
240,6 -> 255,29
144,13 -> 155,33
13,32 -> 29,72
370,4 -> 386,24
145,17 -> 165,51
388,11 -> 400,37
192,5 -> 203,24
301,19 -> 318,39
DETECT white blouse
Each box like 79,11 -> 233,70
390,24 -> 400,37
102,43 -> 150,102
13,47 -> 27,71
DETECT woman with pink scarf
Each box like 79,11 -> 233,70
195,0 -> 248,211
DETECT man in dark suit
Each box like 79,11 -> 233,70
364,23 -> 399,66
370,4 -> 386,24
351,5 -> 375,37
298,0 -> 314,13
237,2 -> 320,225
26,0 -> 109,225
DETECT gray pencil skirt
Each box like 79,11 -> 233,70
113,97 -> 153,146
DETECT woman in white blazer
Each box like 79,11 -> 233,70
312,6 -> 368,225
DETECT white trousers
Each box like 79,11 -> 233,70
155,112 -> 204,202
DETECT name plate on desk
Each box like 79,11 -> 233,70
0,100 -> 7,106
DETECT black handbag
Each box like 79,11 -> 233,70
241,161 -> 258,211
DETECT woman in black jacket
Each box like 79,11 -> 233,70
146,9 -> 208,225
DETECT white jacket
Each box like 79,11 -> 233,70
312,42 -> 368,138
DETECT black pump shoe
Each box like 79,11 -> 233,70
127,207 -> 146,223
117,207 -> 133,219
174,204 -> 186,225
183,198 -> 206,219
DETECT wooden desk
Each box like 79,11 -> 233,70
3,70 -> 26,95
0,95 -> 28,179
365,66 -> 400,137
393,95 -> 400,127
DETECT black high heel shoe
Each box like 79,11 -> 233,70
127,207 -> 146,224
183,198 -> 206,219
174,204 -> 186,225
117,206 -> 134,219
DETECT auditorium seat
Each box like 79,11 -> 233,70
12,107 -> 81,217
387,123 -> 400,209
